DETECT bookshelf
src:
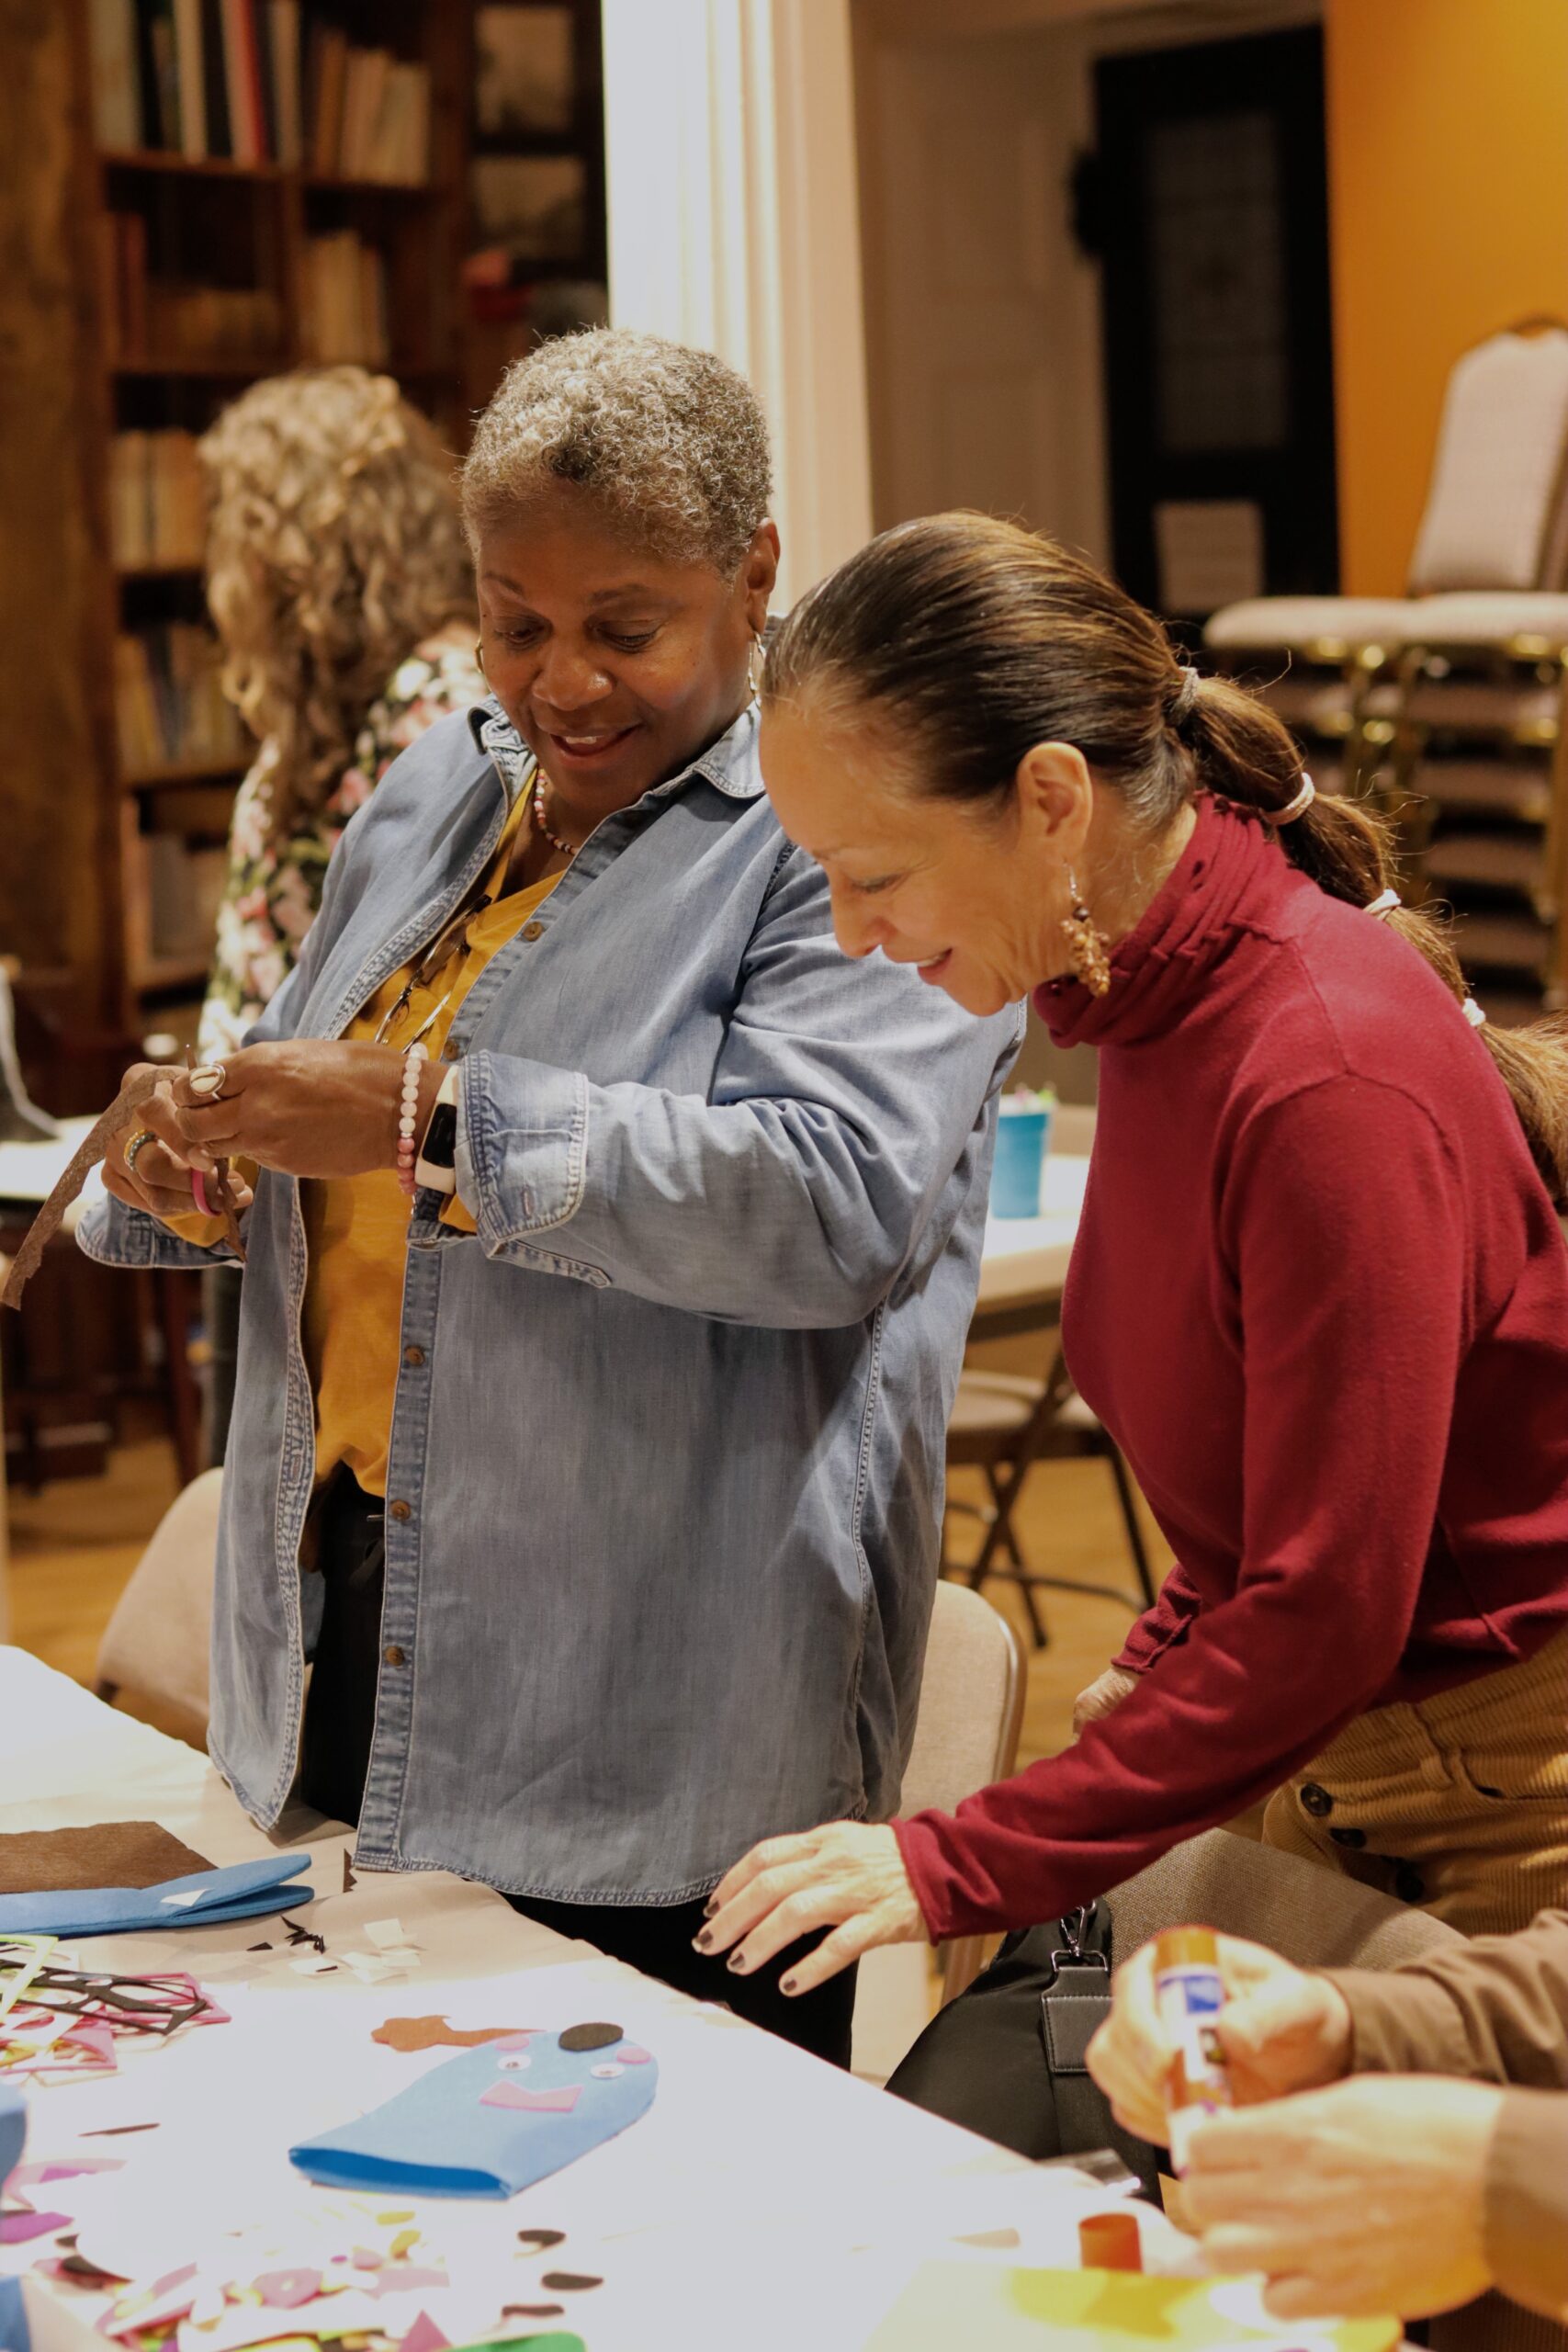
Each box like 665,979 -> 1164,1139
3,0 -> 475,1051
3,0 -> 609,1054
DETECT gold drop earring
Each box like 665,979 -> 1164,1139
473,638 -> 486,677
1060,869 -> 1111,997
747,629 -> 764,699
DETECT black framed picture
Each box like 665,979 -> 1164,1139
471,154 -> 587,261
475,6 -> 576,139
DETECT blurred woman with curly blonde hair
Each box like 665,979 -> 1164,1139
196,367 -> 480,1455
197,365 -> 479,1065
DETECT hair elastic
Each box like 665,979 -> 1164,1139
1170,665 -> 1201,721
1365,888 -> 1401,919
1271,775 -> 1315,825
1462,997 -> 1487,1027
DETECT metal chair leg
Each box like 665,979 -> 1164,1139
976,1465 -> 1051,1648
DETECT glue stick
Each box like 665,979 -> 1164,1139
1153,1926 -> 1232,2171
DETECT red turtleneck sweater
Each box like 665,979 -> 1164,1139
896,798 -> 1568,1940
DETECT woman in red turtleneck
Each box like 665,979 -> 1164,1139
700,512 -> 1568,2000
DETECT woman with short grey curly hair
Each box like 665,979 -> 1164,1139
81,330 -> 1021,2064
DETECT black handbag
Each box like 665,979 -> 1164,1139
886,1900 -> 1164,2199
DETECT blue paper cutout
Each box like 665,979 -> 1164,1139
0,1858 -> 311,1940
288,2026 -> 658,2198
0,2278 -> 28,2352
0,2086 -> 24,2201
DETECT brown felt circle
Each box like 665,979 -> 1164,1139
540,2274 -> 602,2292
502,2306 -> 566,2321
515,2230 -> 567,2251
557,2022 -> 622,2052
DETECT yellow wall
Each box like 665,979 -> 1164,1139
1325,0 -> 1568,594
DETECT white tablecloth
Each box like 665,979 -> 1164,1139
976,1150 -> 1088,1310
0,1648 -> 1180,2351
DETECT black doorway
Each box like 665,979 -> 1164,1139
1091,26 -> 1337,622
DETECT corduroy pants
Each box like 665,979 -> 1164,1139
1262,1628 -> 1568,1937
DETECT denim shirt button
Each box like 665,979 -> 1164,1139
389,1498 -> 412,1522
402,1346 -> 425,1367
523,921 -> 546,943
383,1645 -> 407,1668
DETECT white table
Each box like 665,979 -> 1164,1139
974,1151 -> 1088,1338
0,1120 -> 96,1210
0,1648 -> 1181,2352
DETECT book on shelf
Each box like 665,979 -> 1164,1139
121,816 -> 230,974
86,0 -> 427,178
109,429 -> 209,567
115,624 -> 249,775
99,217 -> 283,361
299,231 -> 389,367
305,29 -> 429,182
88,0 -> 141,148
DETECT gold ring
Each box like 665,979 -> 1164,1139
125,1128 -> 155,1175
186,1062 -> 228,1102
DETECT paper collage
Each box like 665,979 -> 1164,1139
289,2026 -> 657,2198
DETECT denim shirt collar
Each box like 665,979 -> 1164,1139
466,695 -> 765,808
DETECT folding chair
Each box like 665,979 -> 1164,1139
945,1348 -> 1158,1650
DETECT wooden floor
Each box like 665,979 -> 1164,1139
5,1417 -> 1172,1769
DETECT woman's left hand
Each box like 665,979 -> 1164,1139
144,1042 -> 438,1182
697,1822 -> 929,1995
1183,2075 -> 1502,2320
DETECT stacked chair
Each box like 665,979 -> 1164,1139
1206,322 -> 1568,1018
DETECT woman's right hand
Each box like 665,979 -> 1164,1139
1071,1661 -> 1140,1737
103,1070 -> 254,1230
1087,1932 -> 1356,2145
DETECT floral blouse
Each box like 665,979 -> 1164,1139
197,621 -> 482,1063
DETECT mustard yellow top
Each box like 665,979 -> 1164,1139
305,798 -> 558,1496
167,791 -> 558,1497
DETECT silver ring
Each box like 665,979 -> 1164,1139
125,1128 -> 155,1176
186,1062 -> 228,1102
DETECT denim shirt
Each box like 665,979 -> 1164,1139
80,701 -> 1021,1901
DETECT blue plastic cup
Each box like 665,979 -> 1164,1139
991,1103 -> 1053,1217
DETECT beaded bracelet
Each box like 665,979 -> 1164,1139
396,1043 -> 429,1198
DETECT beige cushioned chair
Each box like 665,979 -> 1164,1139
95,1465 -> 221,1726
852,1580 -> 1027,2081
1208,325 -> 1568,661
1104,1823 -> 1462,1973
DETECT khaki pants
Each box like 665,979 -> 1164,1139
1261,1628 -> 1568,1937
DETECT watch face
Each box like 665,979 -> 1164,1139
421,1102 -> 459,1170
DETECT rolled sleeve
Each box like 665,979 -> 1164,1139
456,1053 -> 590,1245
77,1190 -> 241,1271
1332,1968 -> 1479,2078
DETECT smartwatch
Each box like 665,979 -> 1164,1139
414,1062 -> 461,1194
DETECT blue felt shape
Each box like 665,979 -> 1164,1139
0,1856 -> 311,1939
0,2277 -> 28,2352
288,2027 -> 658,2197
0,2086 -> 25,2201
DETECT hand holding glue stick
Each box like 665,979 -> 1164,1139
1152,1928 -> 1234,2168
1088,1928 -> 1355,2149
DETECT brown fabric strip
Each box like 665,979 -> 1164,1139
0,1821 -> 213,1894
1,1069 -> 243,1310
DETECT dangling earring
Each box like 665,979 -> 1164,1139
1060,870 -> 1111,997
473,638 -> 486,677
747,629 -> 764,698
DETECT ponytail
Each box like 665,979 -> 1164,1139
766,511 -> 1568,1208
1180,672 -> 1568,1208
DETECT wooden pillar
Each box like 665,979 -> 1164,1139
601,0 -> 874,606
0,0 -> 122,1023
